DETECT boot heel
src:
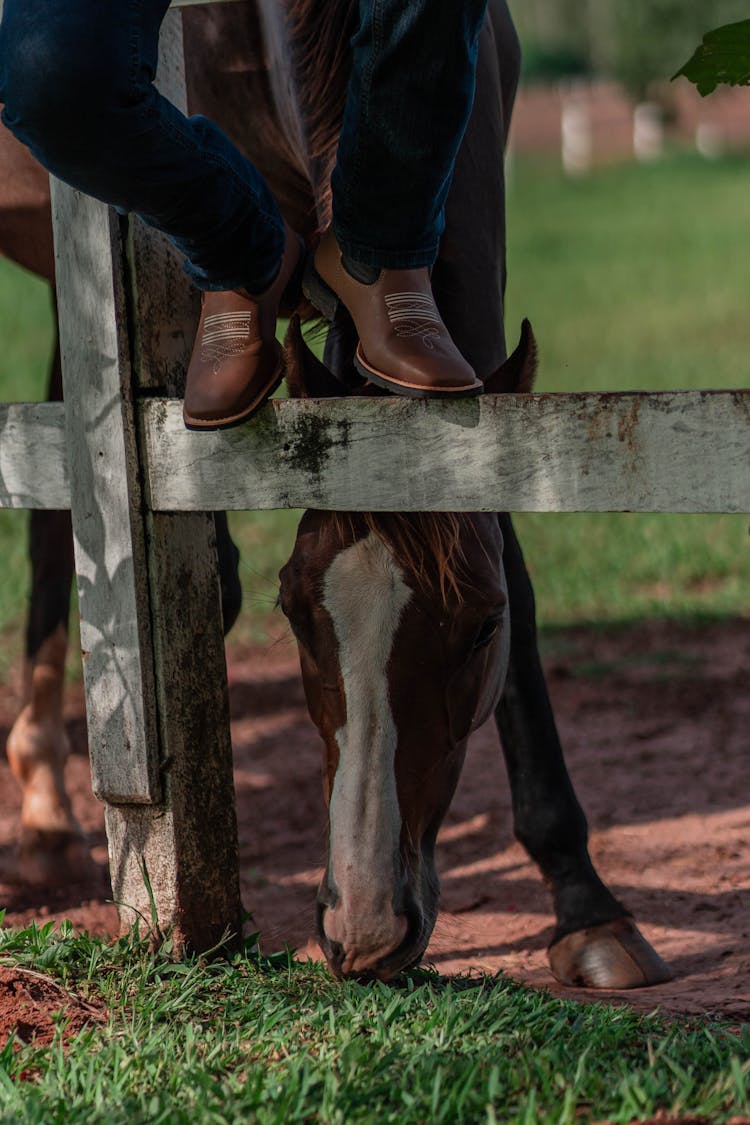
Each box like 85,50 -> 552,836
302,258 -> 340,321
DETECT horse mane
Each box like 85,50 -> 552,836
329,512 -> 481,606
283,9 -> 485,605
287,0 -> 358,230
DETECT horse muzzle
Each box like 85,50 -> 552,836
316,882 -> 427,982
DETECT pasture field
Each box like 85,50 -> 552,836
0,921 -> 749,1124
504,151 -> 750,626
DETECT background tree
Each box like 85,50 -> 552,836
511,0 -> 749,95
609,0 -> 749,100
675,19 -> 750,95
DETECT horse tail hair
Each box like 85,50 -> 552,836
287,0 -> 358,233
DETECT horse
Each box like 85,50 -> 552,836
281,318 -> 523,977
0,0 -> 670,988
280,315 -> 673,984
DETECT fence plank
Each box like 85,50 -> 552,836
3,389 -> 748,516
104,7 -> 243,952
0,404 -> 68,509
50,185 -> 162,805
141,390 -> 750,515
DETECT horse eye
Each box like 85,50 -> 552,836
473,616 -> 500,650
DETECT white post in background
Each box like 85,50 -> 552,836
633,102 -> 664,162
561,91 -> 592,176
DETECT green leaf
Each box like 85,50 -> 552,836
673,20 -> 750,96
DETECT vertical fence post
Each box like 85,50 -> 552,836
51,6 -> 243,951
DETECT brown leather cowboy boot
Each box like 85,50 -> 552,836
183,225 -> 305,429
304,228 -> 482,398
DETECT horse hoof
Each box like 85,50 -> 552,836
548,917 -> 674,989
17,828 -> 96,887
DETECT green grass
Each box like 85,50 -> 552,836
0,921 -> 748,1124
0,259 -> 55,404
506,153 -> 750,393
505,151 -> 750,627
0,261 -> 55,670
0,152 -> 749,651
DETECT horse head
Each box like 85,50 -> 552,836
279,319 -> 536,980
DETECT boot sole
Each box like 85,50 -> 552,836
303,260 -> 482,399
354,347 -> 482,398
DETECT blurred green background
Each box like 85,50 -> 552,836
514,0 -> 750,96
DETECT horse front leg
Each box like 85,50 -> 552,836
6,336 -> 92,884
496,513 -> 672,988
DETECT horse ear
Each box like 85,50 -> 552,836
484,318 -> 538,394
284,315 -> 344,399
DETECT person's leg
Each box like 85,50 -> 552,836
0,0 -> 284,292
431,0 -> 521,380
306,0 -> 488,398
322,0 -> 518,387
0,0 -> 302,428
333,0 -> 489,267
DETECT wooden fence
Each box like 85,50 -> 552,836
0,0 -> 748,949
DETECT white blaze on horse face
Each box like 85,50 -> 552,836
322,533 -> 412,971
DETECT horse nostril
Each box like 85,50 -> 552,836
377,900 -> 425,978
328,939 -> 345,975
316,898 -> 347,975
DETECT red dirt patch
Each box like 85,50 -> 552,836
0,618 -> 748,1020
0,966 -> 104,1048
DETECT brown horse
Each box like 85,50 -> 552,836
1,0 -> 670,988
280,320 -> 529,978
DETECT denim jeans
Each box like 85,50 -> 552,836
333,0 -> 489,269
0,0 -> 488,289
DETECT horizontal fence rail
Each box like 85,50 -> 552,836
0,403 -> 69,509
1,392 -> 748,514
142,391 -> 750,514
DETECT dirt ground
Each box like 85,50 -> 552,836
0,617 -> 748,1025
0,966 -> 105,1049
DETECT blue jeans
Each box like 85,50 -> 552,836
0,0 -> 487,289
333,0 -> 488,269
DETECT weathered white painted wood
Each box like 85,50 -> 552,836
3,390 -> 747,516
50,184 -> 162,805
0,403 -> 69,509
2,391 -> 747,515
104,510 -> 242,953
141,390 -> 750,514
106,511 -> 242,952
102,7 -> 243,952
